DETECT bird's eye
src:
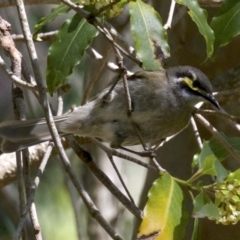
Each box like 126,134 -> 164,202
192,79 -> 206,92
192,79 -> 201,88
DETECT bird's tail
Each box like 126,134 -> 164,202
0,117 -> 64,153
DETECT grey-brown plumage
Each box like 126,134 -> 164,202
0,66 -> 220,153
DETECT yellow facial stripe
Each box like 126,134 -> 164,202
183,77 -> 199,91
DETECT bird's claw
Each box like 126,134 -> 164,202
138,149 -> 156,158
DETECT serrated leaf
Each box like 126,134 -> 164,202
175,0 -> 215,59
46,14 -> 99,94
193,191 -> 220,219
137,173 -> 184,240
209,133 -> 240,160
129,0 -> 170,71
211,0 -> 240,54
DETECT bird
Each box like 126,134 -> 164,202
0,66 -> 220,153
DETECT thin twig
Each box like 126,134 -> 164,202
194,114 -> 240,164
164,0 -> 176,29
15,93 -> 63,239
61,0 -> 141,65
23,150 -> 42,240
16,152 -> 27,240
190,116 -> 203,149
14,1 -> 71,238
81,45 -> 112,105
108,155 -> 135,204
0,16 -> 28,239
14,143 -> 54,240
62,137 -> 125,239
90,135 -> 157,172
196,108 -> 240,124
67,135 -> 142,219
0,56 -> 39,91
12,30 -> 58,42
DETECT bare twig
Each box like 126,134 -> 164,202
14,143 -> 54,240
61,0 -> 141,65
108,155 -> 135,204
23,150 -> 42,240
164,0 -> 176,29
195,114 -> 240,164
196,108 -> 240,124
81,45 -> 112,105
14,1 -> 71,238
90,137 -> 157,171
67,135 -> 142,219
0,56 -> 39,90
12,30 -> 58,42
190,116 -> 203,149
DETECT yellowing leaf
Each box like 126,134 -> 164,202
137,173 -> 184,240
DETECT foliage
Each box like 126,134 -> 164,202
1,0 -> 240,239
23,0 -> 240,238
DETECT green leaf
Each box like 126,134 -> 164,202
202,157 -> 229,182
209,133 -> 240,160
213,159 -> 229,183
211,0 -> 240,54
202,155 -> 216,176
193,191 -> 220,219
175,0 -> 215,59
46,14 -> 99,94
197,141 -> 229,181
226,169 -> 240,182
137,173 -> 184,240
198,141 -> 214,168
34,2 -> 75,33
129,0 -> 170,71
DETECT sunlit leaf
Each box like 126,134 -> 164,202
46,14 -> 99,94
226,168 -> 240,182
175,0 -> 215,58
137,173 -> 184,240
129,0 -> 170,71
202,155 -> 216,176
195,141 -> 229,182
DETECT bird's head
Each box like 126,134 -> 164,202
167,66 -> 220,109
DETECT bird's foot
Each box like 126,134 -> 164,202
137,149 -> 156,158
119,146 -> 156,158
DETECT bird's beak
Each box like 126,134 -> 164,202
197,89 -> 220,109
203,93 -> 221,110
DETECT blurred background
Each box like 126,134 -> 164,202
0,1 -> 240,239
